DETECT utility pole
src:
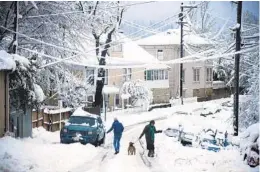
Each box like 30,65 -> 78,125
179,3 -> 184,105
178,3 -> 197,105
12,1 -> 19,54
233,1 -> 242,136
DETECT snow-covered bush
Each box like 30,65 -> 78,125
240,123 -> 259,167
120,80 -> 153,107
9,54 -> 45,111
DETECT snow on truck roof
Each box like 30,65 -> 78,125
72,107 -> 99,119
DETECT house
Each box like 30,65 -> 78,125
105,34 -> 170,109
0,50 -> 15,137
68,34 -> 170,110
136,29 -> 214,99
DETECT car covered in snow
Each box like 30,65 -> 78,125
164,127 -> 180,138
60,107 -> 106,146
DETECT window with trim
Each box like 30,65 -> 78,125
104,69 -> 108,85
157,50 -> 163,60
87,95 -> 94,102
206,68 -> 213,81
86,68 -> 95,85
123,68 -> 131,81
112,43 -> 122,52
115,94 -> 120,105
193,68 -> 200,82
182,69 -> 185,83
145,70 -> 168,81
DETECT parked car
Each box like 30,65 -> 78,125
180,126 -> 201,146
164,127 -> 179,138
200,137 -> 221,152
60,107 -> 106,146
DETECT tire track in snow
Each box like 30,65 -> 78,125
69,117 -> 168,172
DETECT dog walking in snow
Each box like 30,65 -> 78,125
128,142 -> 136,155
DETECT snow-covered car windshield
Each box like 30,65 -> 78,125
69,116 -> 97,127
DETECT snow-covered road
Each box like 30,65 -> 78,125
0,98 -> 255,172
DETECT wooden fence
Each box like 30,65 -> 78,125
32,107 -> 73,132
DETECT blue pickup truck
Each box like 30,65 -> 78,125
60,107 -> 106,146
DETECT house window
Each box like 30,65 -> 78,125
104,69 -> 108,85
158,70 -> 163,80
154,70 -> 158,80
86,67 -> 95,85
123,68 -> 131,81
112,43 -> 122,52
157,50 -> 163,60
145,70 -> 168,81
146,70 -> 152,80
115,94 -> 120,105
206,68 -> 213,82
182,69 -> 185,83
193,68 -> 200,82
165,70 -> 168,79
87,95 -> 94,102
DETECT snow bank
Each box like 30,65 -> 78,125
155,133 -> 249,172
0,127 -> 99,172
0,50 -> 16,71
240,123 -> 259,151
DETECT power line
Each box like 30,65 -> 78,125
6,10 -> 191,68
25,1 -> 156,19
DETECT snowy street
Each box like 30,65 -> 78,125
0,98 -> 255,172
0,1 -> 258,172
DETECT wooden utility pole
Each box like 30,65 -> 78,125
233,1 -> 242,136
12,1 -> 19,54
179,3 -> 184,105
178,3 -> 197,105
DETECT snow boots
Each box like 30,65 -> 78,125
148,150 -> 154,157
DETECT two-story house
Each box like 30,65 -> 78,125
136,29 -> 214,99
71,34 -> 171,110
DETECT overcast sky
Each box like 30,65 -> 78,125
124,1 -> 259,23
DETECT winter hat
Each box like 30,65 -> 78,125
150,120 -> 155,124
114,117 -> 118,121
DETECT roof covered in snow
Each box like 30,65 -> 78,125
109,33 -> 170,69
67,34 -> 170,70
0,50 -> 16,71
136,29 -> 210,46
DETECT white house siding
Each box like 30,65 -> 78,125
140,44 -> 213,98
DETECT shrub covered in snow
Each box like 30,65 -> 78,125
240,123 -> 259,168
120,80 -> 153,107
9,54 -> 45,111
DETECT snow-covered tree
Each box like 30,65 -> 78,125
0,2 -> 99,108
238,11 -> 259,129
120,80 -> 153,107
9,54 -> 45,111
79,1 -> 125,107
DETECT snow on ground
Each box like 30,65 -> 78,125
0,97 -> 255,172
0,128 -> 99,172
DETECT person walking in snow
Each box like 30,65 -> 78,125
107,117 -> 124,154
139,120 -> 162,157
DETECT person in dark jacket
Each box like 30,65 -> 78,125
107,117 -> 124,154
139,120 -> 162,157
